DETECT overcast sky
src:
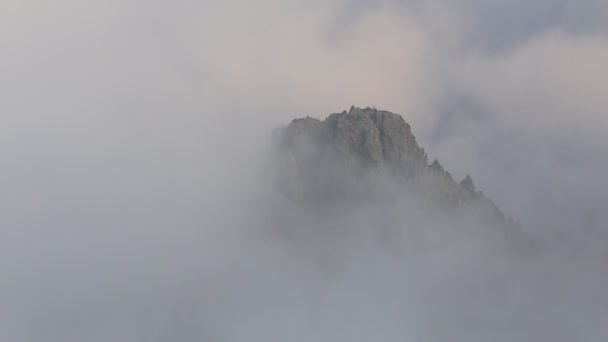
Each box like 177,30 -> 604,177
4,0 -> 607,242
1,0 -> 608,340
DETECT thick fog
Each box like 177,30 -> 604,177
1,0 -> 608,340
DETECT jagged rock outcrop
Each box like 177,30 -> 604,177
275,107 -> 495,208
273,106 -> 529,250
275,107 -> 427,204
281,106 -> 427,175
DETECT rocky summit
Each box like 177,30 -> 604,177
273,106 -> 529,250
280,106 -> 427,175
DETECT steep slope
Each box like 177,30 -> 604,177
272,106 -> 528,251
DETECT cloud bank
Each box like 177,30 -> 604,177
1,0 -> 607,340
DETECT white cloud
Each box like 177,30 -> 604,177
1,0 -> 608,340
432,31 -> 608,242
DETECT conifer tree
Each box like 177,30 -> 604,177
430,158 -> 444,173
460,174 -> 476,192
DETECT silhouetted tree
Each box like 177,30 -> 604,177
430,158 -> 444,173
460,174 -> 476,192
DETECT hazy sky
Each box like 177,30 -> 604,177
3,0 -> 607,241
1,0 -> 608,340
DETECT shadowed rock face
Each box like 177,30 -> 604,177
282,106 -> 427,176
273,107 -> 530,251
275,107 -> 426,203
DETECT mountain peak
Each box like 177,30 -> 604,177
283,107 -> 428,175
272,107 -> 531,251
276,107 -> 522,227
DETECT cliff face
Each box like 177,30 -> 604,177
275,107 -> 426,204
273,106 -> 528,250
275,107 -> 491,206
281,106 -> 427,176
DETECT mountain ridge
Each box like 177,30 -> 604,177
272,106 -> 528,250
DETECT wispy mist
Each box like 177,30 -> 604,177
1,0 -> 607,340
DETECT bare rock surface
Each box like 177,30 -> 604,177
272,106 -> 530,251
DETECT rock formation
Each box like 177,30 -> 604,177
272,106 -> 530,251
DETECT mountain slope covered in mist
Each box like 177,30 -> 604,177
273,106 -> 528,251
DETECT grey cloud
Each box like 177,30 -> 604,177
1,0 -> 608,340
430,31 -> 608,250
